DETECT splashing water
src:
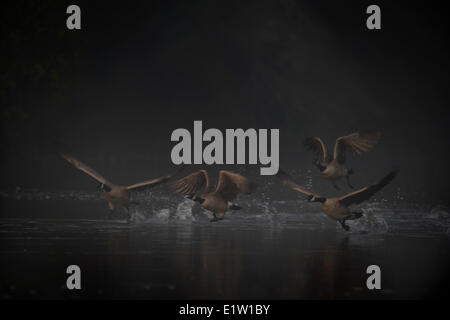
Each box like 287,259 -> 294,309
0,188 -> 449,234
347,209 -> 389,234
174,198 -> 196,221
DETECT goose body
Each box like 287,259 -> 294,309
103,186 -> 130,211
319,160 -> 350,182
60,153 -> 180,220
172,170 -> 252,221
201,193 -> 229,215
318,198 -> 351,220
304,131 -> 381,189
277,169 -> 398,231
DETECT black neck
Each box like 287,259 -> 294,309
315,197 -> 326,203
314,161 -> 327,172
98,183 -> 112,192
194,196 -> 205,204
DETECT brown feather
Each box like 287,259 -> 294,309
275,169 -> 319,198
125,165 -> 185,191
60,153 -> 112,187
338,170 -> 398,206
214,171 -> 252,201
171,170 -> 210,196
333,131 -> 381,164
303,137 -> 330,163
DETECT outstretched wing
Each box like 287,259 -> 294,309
333,131 -> 381,164
276,169 -> 319,198
339,170 -> 398,206
172,170 -> 211,195
304,137 -> 331,163
215,170 -> 252,201
126,166 -> 185,191
60,153 -> 112,187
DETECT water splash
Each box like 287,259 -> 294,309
174,198 -> 196,221
425,206 -> 449,219
1,188 -> 449,234
347,209 -> 389,234
154,208 -> 171,221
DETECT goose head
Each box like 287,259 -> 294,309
313,159 -> 327,172
306,195 -> 326,203
97,183 -> 112,192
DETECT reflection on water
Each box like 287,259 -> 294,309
0,194 -> 449,299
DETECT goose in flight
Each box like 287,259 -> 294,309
276,169 -> 397,231
60,153 -> 182,221
172,170 -> 253,222
304,131 -> 381,189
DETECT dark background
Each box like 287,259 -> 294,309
1,0 -> 449,204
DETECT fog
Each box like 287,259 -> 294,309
1,0 -> 449,204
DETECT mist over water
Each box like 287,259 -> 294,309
1,181 -> 449,299
1,0 -> 449,301
1,184 -> 449,233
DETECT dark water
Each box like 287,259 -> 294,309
0,190 -> 449,300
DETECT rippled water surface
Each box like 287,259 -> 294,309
1,190 -> 449,299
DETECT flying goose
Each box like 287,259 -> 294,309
60,153 -> 181,221
276,169 -> 397,231
304,131 -> 381,189
172,170 -> 253,222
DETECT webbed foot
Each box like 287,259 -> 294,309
210,213 -> 224,222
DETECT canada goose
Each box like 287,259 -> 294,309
304,132 -> 381,189
60,153 -> 181,221
276,169 -> 398,231
172,170 -> 253,222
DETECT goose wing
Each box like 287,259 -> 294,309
276,169 -> 319,198
338,170 -> 398,206
333,131 -> 381,164
215,170 -> 252,201
172,170 -> 211,196
304,137 -> 331,163
60,153 -> 112,187
126,166 -> 185,191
